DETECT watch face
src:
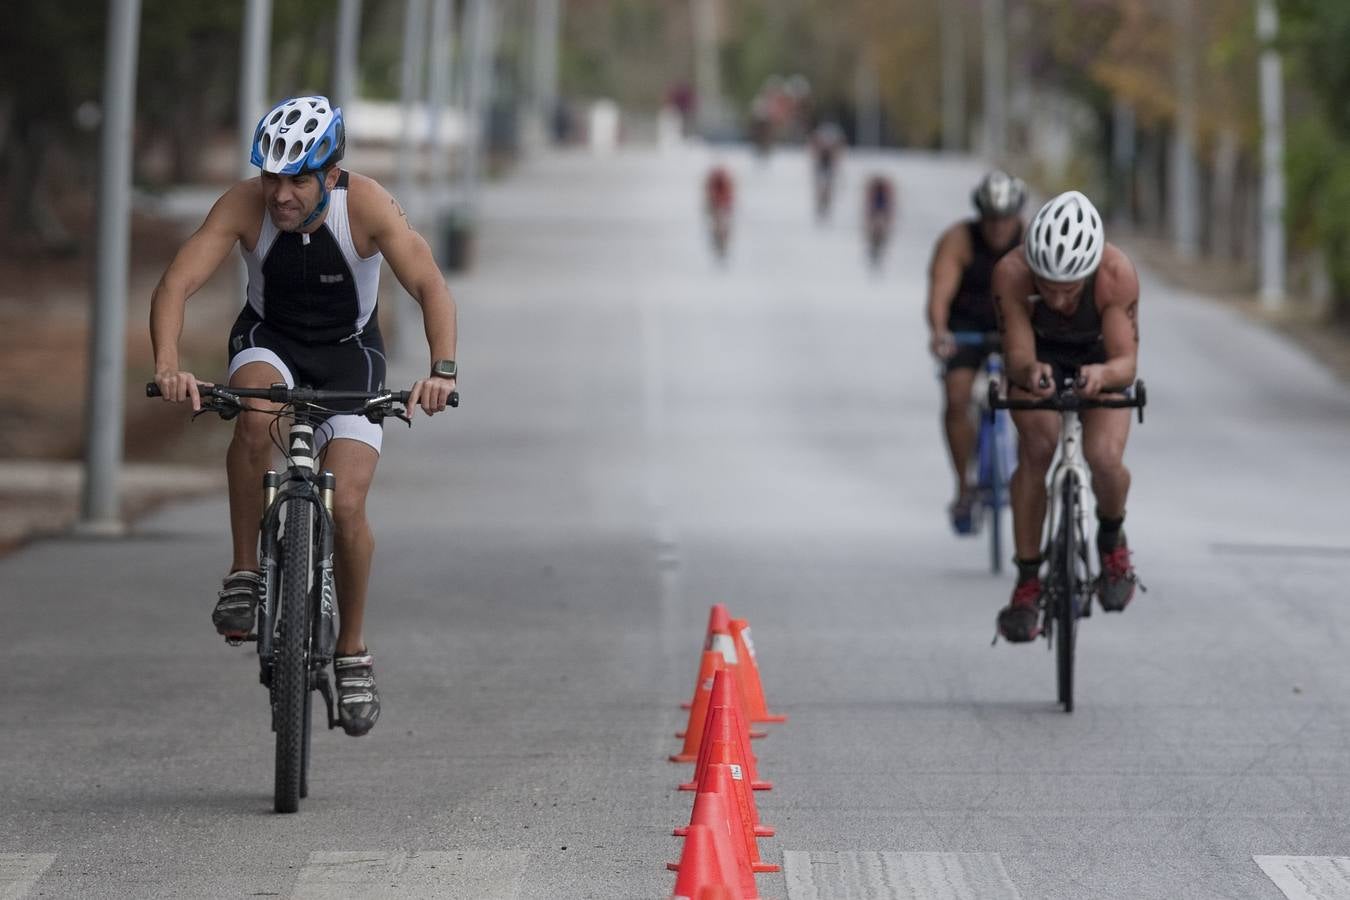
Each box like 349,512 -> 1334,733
433,361 -> 457,378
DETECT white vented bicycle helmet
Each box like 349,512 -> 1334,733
971,170 -> 1027,217
250,96 -> 345,176
1023,190 -> 1104,281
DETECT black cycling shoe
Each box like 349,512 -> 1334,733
996,578 -> 1043,643
213,570 -> 261,638
334,651 -> 380,736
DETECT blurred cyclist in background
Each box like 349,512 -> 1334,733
808,121 -> 846,221
863,173 -> 897,267
704,165 -> 735,261
924,170 -> 1027,533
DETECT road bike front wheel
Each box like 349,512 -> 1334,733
1054,473 -> 1080,713
273,497 -> 312,813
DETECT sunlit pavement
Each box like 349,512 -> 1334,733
5,144 -> 1350,899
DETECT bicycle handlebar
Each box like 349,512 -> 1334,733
988,378 -> 1147,423
146,382 -> 458,418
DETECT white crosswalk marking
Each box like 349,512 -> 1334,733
0,854 -> 56,900
290,850 -> 527,900
1255,856 -> 1350,900
783,851 -> 1022,900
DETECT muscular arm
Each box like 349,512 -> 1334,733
992,255 -> 1045,393
357,178 -> 457,366
1093,246 -> 1140,390
925,224 -> 969,352
150,181 -> 257,404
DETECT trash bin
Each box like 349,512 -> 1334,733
439,205 -> 475,273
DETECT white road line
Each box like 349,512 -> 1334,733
0,854 -> 56,900
1255,856 -> 1350,900
290,851 -> 527,900
783,851 -> 1022,900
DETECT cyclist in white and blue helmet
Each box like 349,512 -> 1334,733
990,190 -> 1144,644
150,95 -> 461,736
250,95 -> 347,228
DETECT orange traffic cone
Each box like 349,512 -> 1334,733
667,789 -> 760,899
667,823 -> 738,900
682,605 -> 737,710
698,763 -> 779,873
671,650 -> 725,763
730,619 -> 786,723
676,708 -> 774,839
681,670 -> 771,792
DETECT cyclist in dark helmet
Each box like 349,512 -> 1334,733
924,170 -> 1027,534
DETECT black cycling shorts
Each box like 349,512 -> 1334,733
226,307 -> 388,452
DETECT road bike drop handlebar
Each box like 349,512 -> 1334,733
146,382 -> 458,424
988,378 -> 1147,424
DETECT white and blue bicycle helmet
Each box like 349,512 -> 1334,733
250,96 -> 346,226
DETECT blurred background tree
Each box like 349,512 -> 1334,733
1,0 -> 1347,318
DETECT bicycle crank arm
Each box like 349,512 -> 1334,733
315,670 -> 340,730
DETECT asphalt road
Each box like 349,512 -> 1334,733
5,145 -> 1350,900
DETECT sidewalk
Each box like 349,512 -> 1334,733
0,461 -> 223,553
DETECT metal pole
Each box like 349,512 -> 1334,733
80,0 -> 142,532
856,59 -> 880,149
1111,98 -> 1136,229
427,0 -> 454,210
393,0 -> 429,362
981,0 -> 1006,160
1257,0 -> 1286,311
690,0 -> 722,135
397,0 -> 429,224
532,0 -> 561,149
941,0 -> 965,152
334,0 -> 362,112
1170,0 -> 1200,260
460,0 -> 499,213
239,0 -> 273,176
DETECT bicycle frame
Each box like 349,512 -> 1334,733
1042,410 -> 1090,578
256,419 -> 338,703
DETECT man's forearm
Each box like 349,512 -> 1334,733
417,287 -> 457,364
150,283 -> 186,371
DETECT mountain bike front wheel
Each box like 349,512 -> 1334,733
273,496 -> 313,813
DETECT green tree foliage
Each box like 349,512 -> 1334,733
1281,0 -> 1350,314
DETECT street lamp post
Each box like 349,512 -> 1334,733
1257,0 -> 1286,312
80,0 -> 143,533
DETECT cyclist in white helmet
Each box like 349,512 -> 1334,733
991,190 -> 1142,642
149,96 -> 459,734
925,170 -> 1027,533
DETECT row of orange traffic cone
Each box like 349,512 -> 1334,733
667,604 -> 786,900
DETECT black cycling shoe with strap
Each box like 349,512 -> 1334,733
334,650 -> 381,736
213,570 -> 261,639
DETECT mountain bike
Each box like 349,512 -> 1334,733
146,381 -> 456,811
989,377 -> 1145,712
952,332 -> 1016,574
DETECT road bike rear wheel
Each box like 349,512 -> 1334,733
273,497 -> 312,813
1055,473 -> 1080,713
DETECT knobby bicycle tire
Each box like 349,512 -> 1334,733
273,496 -> 312,813
1055,472 -> 1079,713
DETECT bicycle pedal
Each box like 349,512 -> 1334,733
223,633 -> 258,646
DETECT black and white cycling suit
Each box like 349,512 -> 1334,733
227,170 -> 388,452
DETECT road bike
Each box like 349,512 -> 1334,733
952,332 -> 1016,574
147,381 -> 455,811
989,377 -> 1145,712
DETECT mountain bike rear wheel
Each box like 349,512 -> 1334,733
273,497 -> 312,813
